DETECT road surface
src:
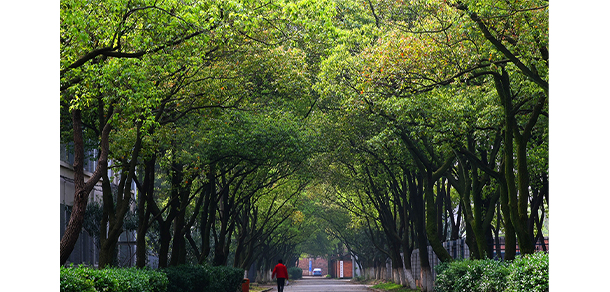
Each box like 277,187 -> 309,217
270,276 -> 371,292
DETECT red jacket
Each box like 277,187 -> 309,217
272,263 -> 289,279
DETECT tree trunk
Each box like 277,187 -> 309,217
493,203 -> 502,260
60,109 -> 111,265
409,171 -> 434,291
158,221 -> 172,268
199,164 -> 217,263
136,156 -> 155,268
170,162 -> 189,266
494,68 -> 538,255
99,123 -> 143,268
420,266 -> 434,292
388,244 -> 404,285
401,249 -> 416,289
436,179 -> 445,241
424,171 -> 452,262
464,219 -> 479,259
499,176 -> 516,260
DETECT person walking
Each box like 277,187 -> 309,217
271,259 -> 289,292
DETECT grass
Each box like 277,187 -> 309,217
248,286 -> 268,292
247,282 -> 274,292
370,282 -> 420,292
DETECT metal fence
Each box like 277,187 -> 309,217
407,236 -> 548,283
409,239 -> 470,282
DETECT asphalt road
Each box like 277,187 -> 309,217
271,276 -> 371,292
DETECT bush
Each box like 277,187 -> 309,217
505,252 -> 549,292
162,264 -> 244,292
60,265 -> 168,292
203,265 -> 244,292
434,252 -> 548,292
435,259 -> 509,292
288,267 -> 303,280
162,265 -> 210,292
60,266 -> 96,292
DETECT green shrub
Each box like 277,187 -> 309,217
60,266 -> 96,292
288,267 -> 303,280
162,264 -> 243,292
434,252 -> 548,292
203,265 -> 244,292
505,252 -> 549,292
162,265 -> 210,292
434,258 -> 509,292
60,265 -> 168,292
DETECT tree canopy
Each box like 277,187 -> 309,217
59,0 -> 548,290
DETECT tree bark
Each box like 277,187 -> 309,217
135,156 -> 155,268
60,108 -> 111,265
408,171 -> 433,292
493,68 -> 536,255
170,162 -> 190,266
99,122 -> 143,268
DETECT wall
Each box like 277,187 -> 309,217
330,258 -> 353,278
297,257 -> 329,276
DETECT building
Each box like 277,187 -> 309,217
329,255 -> 354,279
297,257 -> 329,276
60,145 -> 137,267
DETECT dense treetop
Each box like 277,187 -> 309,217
59,1 -> 548,290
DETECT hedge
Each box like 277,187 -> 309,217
60,265 -> 168,292
199,265 -> 244,292
434,252 -> 549,292
61,264 -> 244,292
504,252 -> 549,292
162,265 -> 209,292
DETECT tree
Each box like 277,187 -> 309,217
60,0 -> 224,265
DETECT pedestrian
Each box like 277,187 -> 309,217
271,259 -> 289,292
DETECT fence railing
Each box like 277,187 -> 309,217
406,236 -> 548,282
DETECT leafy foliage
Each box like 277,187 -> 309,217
60,265 -> 168,292
434,252 -> 548,292
434,258 -> 509,292
162,265 -> 210,292
203,265 -> 245,292
59,0 -> 549,288
505,252 -> 549,292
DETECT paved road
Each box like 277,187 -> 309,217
269,276 -> 371,292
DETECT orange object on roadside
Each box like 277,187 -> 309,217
242,278 -> 250,292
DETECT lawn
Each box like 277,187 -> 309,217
369,282 -> 420,292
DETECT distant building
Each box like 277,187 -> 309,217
329,254 -> 354,279
297,257 -> 329,276
60,145 -> 137,267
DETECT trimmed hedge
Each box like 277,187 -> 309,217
505,252 -> 549,292
201,265 -> 244,292
434,252 -> 548,292
60,265 -> 168,292
61,264 -> 244,292
162,265 -> 209,292
288,267 -> 303,280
